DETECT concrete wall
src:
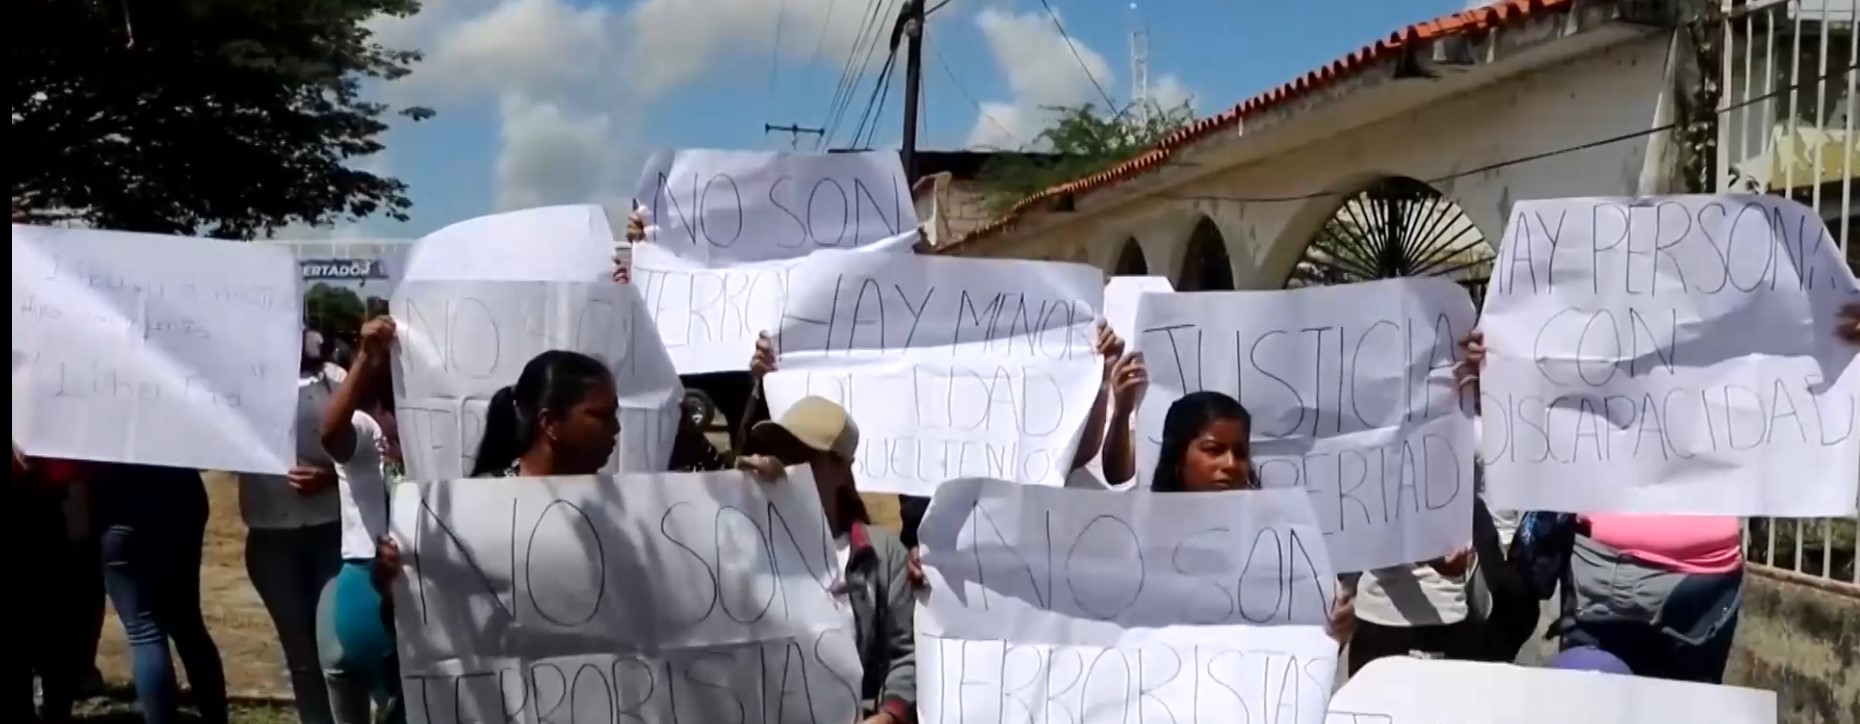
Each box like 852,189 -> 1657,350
1726,567 -> 1860,724
974,32 -> 1678,290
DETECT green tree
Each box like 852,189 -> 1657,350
305,283 -> 366,340
978,100 -> 1197,214
12,0 -> 433,238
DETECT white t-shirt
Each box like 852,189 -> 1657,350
1352,564 -> 1471,627
1064,465 -> 1137,491
335,411 -> 392,560
239,370 -> 344,529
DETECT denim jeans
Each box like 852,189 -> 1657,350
319,560 -> 402,724
99,478 -> 227,724
1561,535 -> 1743,684
247,523 -> 343,724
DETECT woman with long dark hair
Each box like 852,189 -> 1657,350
1146,389 -> 1357,645
469,350 -> 621,478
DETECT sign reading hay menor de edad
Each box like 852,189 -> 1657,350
916,479 -> 1340,724
1479,195 -> 1859,516
388,468 -> 862,724
391,280 -> 683,479
1133,278 -> 1478,573
12,225 -> 302,474
763,252 -> 1105,497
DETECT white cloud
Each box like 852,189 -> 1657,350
964,6 -> 1120,149
493,94 -> 615,211
376,0 -> 921,220
1150,74 -> 1195,112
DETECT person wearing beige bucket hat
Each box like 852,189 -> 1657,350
738,347 -> 916,724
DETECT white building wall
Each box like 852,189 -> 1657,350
1000,33 -> 1676,290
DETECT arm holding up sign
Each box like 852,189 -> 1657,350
1066,322 -> 1125,474
1100,351 -> 1147,487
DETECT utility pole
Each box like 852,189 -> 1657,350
897,0 -> 926,180
763,123 -> 825,149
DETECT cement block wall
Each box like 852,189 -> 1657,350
1725,567 -> 1860,724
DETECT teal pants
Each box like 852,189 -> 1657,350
317,560 -> 401,724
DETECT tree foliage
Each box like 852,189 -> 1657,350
305,283 -> 366,340
13,0 -> 433,238
977,100 -> 1197,214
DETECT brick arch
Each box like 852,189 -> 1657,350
1113,237 -> 1149,275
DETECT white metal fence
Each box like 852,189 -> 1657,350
1719,0 -> 1859,584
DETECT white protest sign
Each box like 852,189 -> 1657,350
634,149 -> 916,267
763,253 -> 1105,496
391,281 -> 683,479
389,468 -> 863,724
400,204 -> 616,283
396,205 -> 685,476
12,225 -> 302,474
1133,279 -> 1477,573
1326,657 -> 1776,724
631,230 -> 918,374
917,478 -> 1340,723
1479,195 -> 1860,515
1103,275 -> 1172,342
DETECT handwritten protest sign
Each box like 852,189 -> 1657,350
12,225 -> 301,474
391,281 -> 682,478
631,231 -> 917,373
1103,275 -> 1173,343
763,253 -> 1105,496
633,150 -> 915,267
917,478 -> 1339,723
389,468 -> 862,724
400,204 -> 616,283
395,206 -> 685,476
1326,657 -> 1776,724
1479,195 -> 1860,515
1133,279 -> 1477,572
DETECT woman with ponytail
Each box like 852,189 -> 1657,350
469,350 -> 621,478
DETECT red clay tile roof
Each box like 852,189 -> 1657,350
939,0 -> 1573,252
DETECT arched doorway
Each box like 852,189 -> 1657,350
1114,238 -> 1148,275
1179,217 -> 1234,291
1285,177 -> 1493,301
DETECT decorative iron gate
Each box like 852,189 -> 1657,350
1284,177 -> 1496,304
1719,0 -> 1857,584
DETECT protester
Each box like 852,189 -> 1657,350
94,463 -> 228,724
317,316 -> 404,724
740,396 -> 916,724
1070,348 -> 1146,489
471,350 -> 623,478
10,454 -> 101,723
1453,302 -> 1860,683
238,328 -> 345,724
1146,391 -> 1357,645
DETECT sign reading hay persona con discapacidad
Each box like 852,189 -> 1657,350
1478,195 -> 1859,516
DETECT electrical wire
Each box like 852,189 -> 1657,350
936,47 -> 1019,148
823,0 -> 898,148
1037,0 -> 1119,112
818,0 -> 890,149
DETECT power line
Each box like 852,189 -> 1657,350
818,0 -> 889,148
1037,0 -> 1119,112
1155,60 -> 1857,207
935,47 -> 1018,148
802,0 -> 838,69
822,0 -> 897,149
850,51 -> 898,149
764,0 -> 788,119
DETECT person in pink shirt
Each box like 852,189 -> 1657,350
1457,302 -> 1859,684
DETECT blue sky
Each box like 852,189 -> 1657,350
313,0 -> 1472,239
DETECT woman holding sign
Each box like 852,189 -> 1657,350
316,316 -> 404,724
1142,387 -> 1358,645
1455,303 -> 1860,684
